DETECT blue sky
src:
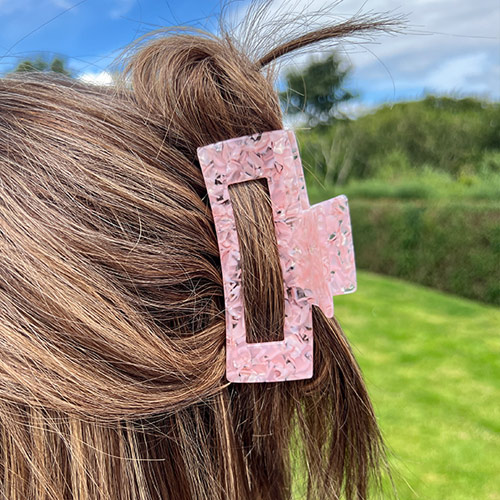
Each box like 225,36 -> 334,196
0,0 -> 224,75
1,0 -> 499,110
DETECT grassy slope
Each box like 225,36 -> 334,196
333,271 -> 500,500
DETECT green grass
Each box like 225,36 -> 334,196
307,171 -> 500,203
334,271 -> 500,500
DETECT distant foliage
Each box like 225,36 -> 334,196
311,167 -> 500,202
285,55 -> 500,304
347,199 -> 500,305
12,56 -> 72,77
279,53 -> 354,126
296,96 -> 500,185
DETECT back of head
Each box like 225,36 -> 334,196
0,7 -> 395,500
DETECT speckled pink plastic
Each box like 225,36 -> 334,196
197,130 -> 356,383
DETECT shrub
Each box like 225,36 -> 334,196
296,96 -> 500,185
345,199 -> 500,305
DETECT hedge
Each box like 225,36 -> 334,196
345,199 -> 500,305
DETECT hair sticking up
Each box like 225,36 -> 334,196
255,15 -> 403,68
0,3 -> 399,499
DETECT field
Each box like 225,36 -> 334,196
333,271 -> 500,500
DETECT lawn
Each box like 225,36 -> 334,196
333,271 -> 500,500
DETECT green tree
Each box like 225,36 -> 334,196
12,56 -> 72,77
279,52 -> 354,127
296,95 -> 500,186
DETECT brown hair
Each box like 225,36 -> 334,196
0,7 -> 397,500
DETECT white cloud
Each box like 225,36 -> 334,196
228,0 -> 500,101
423,53 -> 490,93
337,99 -> 378,118
79,70 -> 114,85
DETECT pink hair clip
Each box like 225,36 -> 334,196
197,130 -> 356,383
